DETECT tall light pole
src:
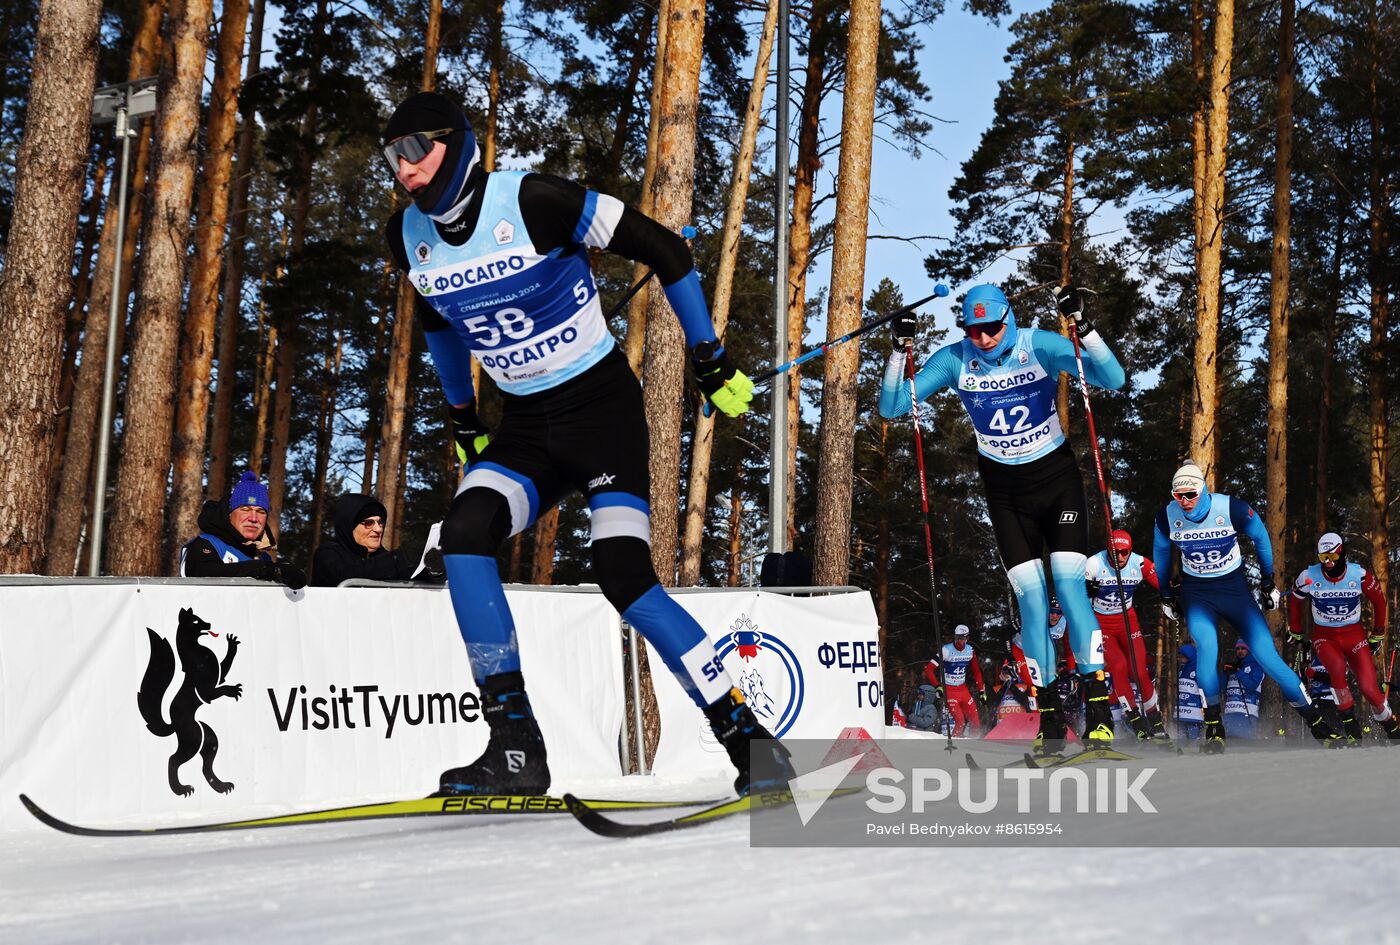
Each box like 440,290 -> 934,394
769,0 -> 790,555
88,77 -> 157,576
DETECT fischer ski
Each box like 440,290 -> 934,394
1021,747 -> 1140,768
18,792 -> 713,838
563,787 -> 864,839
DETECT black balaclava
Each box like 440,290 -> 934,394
1318,532 -> 1347,580
384,91 -> 480,219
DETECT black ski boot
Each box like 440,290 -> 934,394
1299,702 -> 1345,748
1033,684 -> 1068,757
704,687 -> 794,796
1144,705 -> 1173,742
1201,705 -> 1226,754
1340,707 -> 1365,745
435,672 -> 550,796
1081,671 -> 1114,746
1126,706 -> 1150,741
1381,714 -> 1400,743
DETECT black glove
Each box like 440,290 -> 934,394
1055,285 -> 1094,335
421,546 -> 445,579
448,402 -> 491,468
272,562 -> 307,591
890,311 -> 916,347
1257,576 -> 1281,612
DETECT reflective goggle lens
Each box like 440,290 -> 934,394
1173,491 -> 1199,502
1319,551 -> 1340,563
383,128 -> 453,170
965,319 -> 1006,340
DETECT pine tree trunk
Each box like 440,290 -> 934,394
1056,135 -> 1075,432
308,328 -> 343,552
640,0 -> 705,585
107,0 -> 216,576
1364,4 -> 1391,655
812,0 -> 881,586
377,0 -> 443,542
1190,0 -> 1206,277
209,0 -> 266,501
167,0 -> 251,570
728,477 -> 743,587
623,0 -> 670,376
423,0 -> 443,86
44,0 -> 164,575
1315,203 -> 1346,534
49,144 -> 110,510
606,8 -> 657,175
483,0 -> 501,171
1187,0 -> 1233,483
1264,0 -> 1293,621
250,293 -> 276,475
378,279 -> 416,547
266,332 -> 295,529
531,508 -> 559,584
0,0 -> 105,574
677,0 -> 778,586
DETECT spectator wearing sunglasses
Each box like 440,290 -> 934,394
311,493 -> 416,587
878,283 -> 1125,753
1153,462 -> 1340,751
1288,532 -> 1397,742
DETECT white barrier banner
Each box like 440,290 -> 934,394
646,590 -> 883,780
0,583 -> 623,834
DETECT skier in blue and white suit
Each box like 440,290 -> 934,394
879,283 -> 1124,749
382,92 -> 786,797
1152,461 -> 1338,752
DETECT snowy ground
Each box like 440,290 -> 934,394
4,754 -> 1400,945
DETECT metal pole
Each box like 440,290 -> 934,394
768,0 -> 790,555
87,104 -> 134,576
628,623 -> 647,775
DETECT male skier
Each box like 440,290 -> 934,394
1154,462 -> 1338,752
382,91 -> 785,795
881,284 -> 1125,751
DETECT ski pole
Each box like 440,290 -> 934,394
1064,301 -> 1148,718
604,225 -> 698,322
903,337 -> 952,751
701,283 -> 949,417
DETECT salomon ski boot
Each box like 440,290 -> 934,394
1299,702 -> 1345,748
1032,684 -> 1068,758
704,687 -> 794,795
1201,705 -> 1226,754
436,672 -> 550,796
1081,671 -> 1114,745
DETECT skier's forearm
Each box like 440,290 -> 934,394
424,328 -> 476,406
1077,330 -> 1126,390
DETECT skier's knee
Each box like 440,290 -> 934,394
441,488 -> 514,556
591,537 -> 659,612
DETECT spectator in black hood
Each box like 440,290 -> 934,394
312,493 -> 421,586
178,471 -> 307,590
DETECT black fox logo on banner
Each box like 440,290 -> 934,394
136,607 -> 243,796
